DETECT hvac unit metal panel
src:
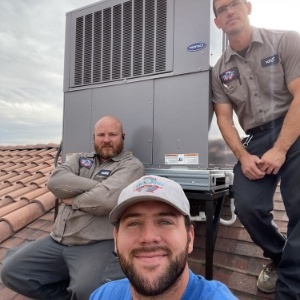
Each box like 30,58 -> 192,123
152,72 -> 211,169
62,80 -> 154,164
90,80 -> 154,165
64,0 -> 223,91
172,0 -> 219,73
63,0 -> 237,184
63,89 -> 93,154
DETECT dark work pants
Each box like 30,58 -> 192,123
233,121 -> 300,300
1,236 -> 124,300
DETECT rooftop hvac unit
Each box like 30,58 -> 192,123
62,0 -> 237,190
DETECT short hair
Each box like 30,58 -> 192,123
212,0 -> 217,17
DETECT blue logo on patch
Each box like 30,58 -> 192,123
187,42 -> 207,52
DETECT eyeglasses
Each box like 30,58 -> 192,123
215,0 -> 246,17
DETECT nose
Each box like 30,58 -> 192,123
138,223 -> 161,244
102,134 -> 111,142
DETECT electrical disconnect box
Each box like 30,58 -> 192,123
63,0 -> 238,190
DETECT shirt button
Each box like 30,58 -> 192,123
249,76 -> 253,80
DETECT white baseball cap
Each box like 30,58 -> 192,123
110,175 -> 190,225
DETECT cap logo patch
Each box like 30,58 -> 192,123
134,176 -> 164,193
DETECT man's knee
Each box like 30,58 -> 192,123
1,252 -> 18,281
1,258 -> 29,293
1,259 -> 12,287
1,243 -> 45,295
234,197 -> 255,218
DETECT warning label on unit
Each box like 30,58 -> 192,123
165,153 -> 199,165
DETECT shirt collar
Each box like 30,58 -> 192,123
224,26 -> 263,62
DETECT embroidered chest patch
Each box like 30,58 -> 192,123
97,169 -> 112,177
79,157 -> 94,169
220,67 -> 240,84
261,54 -> 279,68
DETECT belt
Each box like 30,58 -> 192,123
246,116 -> 285,135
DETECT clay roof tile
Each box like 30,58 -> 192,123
0,221 -> 14,243
0,183 -> 25,197
20,186 -> 50,202
0,199 -> 29,217
0,202 -> 46,233
4,184 -> 38,201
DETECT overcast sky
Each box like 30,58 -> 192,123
1,0 -> 299,146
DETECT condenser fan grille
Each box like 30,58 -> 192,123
73,0 -> 168,86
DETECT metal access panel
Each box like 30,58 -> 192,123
63,80 -> 154,165
62,0 -> 237,175
153,72 -> 211,169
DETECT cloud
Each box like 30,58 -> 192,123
0,98 -> 62,144
0,0 -> 96,145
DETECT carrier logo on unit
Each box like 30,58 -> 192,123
187,42 -> 207,52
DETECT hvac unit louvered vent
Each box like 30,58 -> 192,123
74,0 -> 168,86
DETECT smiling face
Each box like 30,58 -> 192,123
214,0 -> 252,37
114,200 -> 194,298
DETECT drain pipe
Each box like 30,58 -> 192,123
220,171 -> 236,225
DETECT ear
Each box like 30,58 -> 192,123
246,1 -> 252,15
122,133 -> 125,140
214,17 -> 222,29
188,225 -> 195,254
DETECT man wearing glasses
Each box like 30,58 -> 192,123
211,1 -> 300,299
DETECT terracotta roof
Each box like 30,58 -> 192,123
0,144 -> 284,299
0,144 -> 59,300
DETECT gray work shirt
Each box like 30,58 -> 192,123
47,151 -> 144,246
212,26 -> 300,132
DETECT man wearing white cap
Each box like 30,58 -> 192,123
90,175 -> 237,300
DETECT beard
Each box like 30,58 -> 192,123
94,140 -> 123,160
117,242 -> 189,297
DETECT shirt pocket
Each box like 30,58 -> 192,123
222,77 -> 248,106
257,63 -> 285,95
